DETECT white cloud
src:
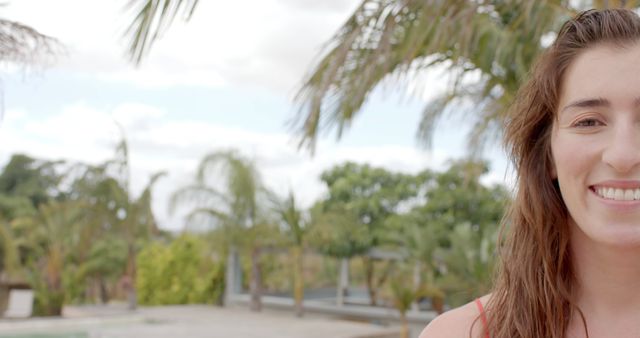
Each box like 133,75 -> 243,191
2,0 -> 361,93
0,101 -> 479,231
97,65 -> 226,89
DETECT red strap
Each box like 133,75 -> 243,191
475,298 -> 490,338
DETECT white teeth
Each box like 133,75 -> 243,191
595,187 -> 640,201
625,190 -> 635,200
606,188 -> 615,199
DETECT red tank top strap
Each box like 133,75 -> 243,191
475,298 -> 490,338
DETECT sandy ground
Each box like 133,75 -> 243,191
0,304 -> 404,338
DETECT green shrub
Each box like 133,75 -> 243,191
137,234 -> 224,305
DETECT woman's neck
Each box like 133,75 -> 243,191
569,223 -> 640,336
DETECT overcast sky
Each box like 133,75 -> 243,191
0,0 -> 511,230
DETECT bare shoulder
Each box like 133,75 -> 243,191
418,294 -> 490,338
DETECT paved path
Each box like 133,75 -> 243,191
0,305 -> 401,338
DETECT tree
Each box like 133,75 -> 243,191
307,201 -> 371,306
383,263 -> 434,338
0,154 -> 69,283
94,137 -> 165,310
81,236 -> 128,304
385,212 -> 445,313
169,149 -> 268,311
0,218 -> 21,279
69,133 -> 165,310
117,1 -> 640,151
401,160 -> 509,307
316,162 -> 422,305
0,154 -> 66,214
293,0 -> 639,152
12,201 -> 85,316
268,190 -> 308,317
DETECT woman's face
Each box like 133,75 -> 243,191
551,41 -> 640,247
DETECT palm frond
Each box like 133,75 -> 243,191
135,171 -> 167,207
195,150 -> 262,222
268,189 -> 305,245
0,19 -> 62,65
183,207 -> 229,229
294,0 -> 575,152
168,184 -> 228,215
0,220 -> 21,277
122,0 -> 200,65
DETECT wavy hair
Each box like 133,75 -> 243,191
484,8 -> 640,338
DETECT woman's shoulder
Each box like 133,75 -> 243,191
418,294 -> 490,338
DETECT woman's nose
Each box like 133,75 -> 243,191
602,122 -> 640,173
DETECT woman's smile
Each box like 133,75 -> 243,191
591,181 -> 640,201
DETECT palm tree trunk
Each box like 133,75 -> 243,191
45,247 -> 65,316
249,246 -> 262,312
292,246 -> 304,317
412,261 -> 421,311
400,312 -> 409,338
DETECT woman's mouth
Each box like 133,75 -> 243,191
592,186 -> 640,201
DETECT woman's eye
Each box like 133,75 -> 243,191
572,118 -> 603,128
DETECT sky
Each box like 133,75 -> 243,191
0,0 -> 511,231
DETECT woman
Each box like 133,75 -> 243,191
422,8 -> 640,338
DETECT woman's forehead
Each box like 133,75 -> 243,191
559,42 -> 640,110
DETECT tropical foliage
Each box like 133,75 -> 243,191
293,0 -> 640,152
122,0 -> 200,64
137,234 -> 224,305
312,162 -> 426,305
3,0 -> 581,320
0,12 -> 61,66
168,149 -> 272,311
0,143 -> 509,322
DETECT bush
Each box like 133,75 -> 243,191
137,234 -> 224,305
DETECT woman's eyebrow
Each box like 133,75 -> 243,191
560,97 -> 640,113
561,98 -> 610,113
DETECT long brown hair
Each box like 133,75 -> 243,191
485,8 -> 640,338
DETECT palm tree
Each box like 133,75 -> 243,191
99,137 -> 166,310
0,218 -> 21,280
293,1 -> 640,152
293,0 -> 584,152
307,204 -> 371,306
82,236 -> 128,304
268,190 -> 306,317
385,264 -> 435,338
386,215 -> 445,313
71,131 -> 165,310
118,1 -> 640,152
12,201 -> 85,316
435,221 -> 498,307
169,149 -> 267,311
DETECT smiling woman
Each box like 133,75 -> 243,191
553,41 -> 640,249
420,8 -> 640,338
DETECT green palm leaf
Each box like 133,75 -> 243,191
122,0 -> 200,65
293,0 -> 579,152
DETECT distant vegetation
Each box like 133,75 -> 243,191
0,144 -> 509,319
